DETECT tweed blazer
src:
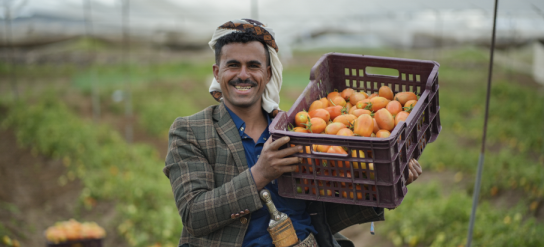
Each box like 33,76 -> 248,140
164,103 -> 384,247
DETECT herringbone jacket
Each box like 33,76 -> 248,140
164,103 -> 384,247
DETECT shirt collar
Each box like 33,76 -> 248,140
224,104 -> 272,137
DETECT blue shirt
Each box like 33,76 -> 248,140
225,106 -> 317,247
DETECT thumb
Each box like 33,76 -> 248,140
263,136 -> 273,148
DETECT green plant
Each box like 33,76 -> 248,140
382,182 -> 544,247
1,97 -> 181,246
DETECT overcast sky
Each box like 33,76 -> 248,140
4,0 -> 544,48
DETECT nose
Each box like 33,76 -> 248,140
238,65 -> 250,80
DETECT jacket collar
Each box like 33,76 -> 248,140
213,102 -> 248,174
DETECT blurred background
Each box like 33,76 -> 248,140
0,0 -> 543,246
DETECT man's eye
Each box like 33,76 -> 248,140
228,64 -> 238,67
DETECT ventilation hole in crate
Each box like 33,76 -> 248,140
409,74 -> 413,81
367,81 -> 372,91
352,68 -> 357,76
395,84 -> 399,92
401,73 -> 406,80
353,80 -> 357,88
345,68 -> 350,75
359,69 -> 364,77
402,85 -> 406,91
373,82 -> 378,90
345,79 -> 350,87
416,86 -> 421,94
409,85 -> 413,92
416,74 -> 421,82
359,81 -> 365,89
400,151 -> 406,164
295,178 -> 309,194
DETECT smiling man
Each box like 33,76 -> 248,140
164,19 -> 422,247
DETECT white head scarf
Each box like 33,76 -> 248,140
208,19 -> 283,114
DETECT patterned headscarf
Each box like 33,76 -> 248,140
208,19 -> 282,116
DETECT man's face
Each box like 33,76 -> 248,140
213,41 -> 271,110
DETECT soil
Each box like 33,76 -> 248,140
340,222 -> 395,247
0,127 -> 127,247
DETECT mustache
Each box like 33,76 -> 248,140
228,78 -> 257,87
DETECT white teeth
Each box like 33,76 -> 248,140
235,86 -> 252,91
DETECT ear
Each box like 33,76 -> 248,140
213,64 -> 219,81
266,65 -> 272,84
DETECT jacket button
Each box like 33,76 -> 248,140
240,217 -> 248,225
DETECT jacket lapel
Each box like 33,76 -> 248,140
213,103 -> 248,174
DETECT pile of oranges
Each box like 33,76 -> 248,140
290,86 -> 418,199
45,219 -> 106,244
292,85 -> 418,138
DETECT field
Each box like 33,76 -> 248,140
0,41 -> 543,247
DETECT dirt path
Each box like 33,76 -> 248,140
340,222 -> 395,247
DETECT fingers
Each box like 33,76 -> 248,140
410,161 -> 419,181
277,157 -> 301,167
406,160 -> 421,186
274,164 -> 299,175
263,136 -> 273,148
276,144 -> 303,158
263,136 -> 302,159
267,136 -> 291,151
411,159 -> 423,175
406,169 -> 414,185
230,209 -> 250,219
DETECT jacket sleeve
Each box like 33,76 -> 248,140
163,117 -> 263,237
325,203 -> 385,234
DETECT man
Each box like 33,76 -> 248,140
164,19 -> 422,247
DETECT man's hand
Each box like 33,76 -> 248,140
251,136 -> 301,190
406,159 -> 422,186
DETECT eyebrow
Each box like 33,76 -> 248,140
225,59 -> 240,64
248,60 -> 262,66
225,59 -> 262,66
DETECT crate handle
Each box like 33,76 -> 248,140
309,149 -> 350,158
365,66 -> 399,78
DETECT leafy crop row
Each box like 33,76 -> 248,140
0,97 -> 180,247
381,182 -> 544,247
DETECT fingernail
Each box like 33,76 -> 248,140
284,137 -> 290,141
298,146 -> 303,150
